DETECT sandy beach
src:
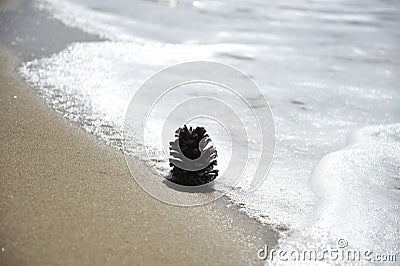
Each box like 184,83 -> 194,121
0,1 -> 277,265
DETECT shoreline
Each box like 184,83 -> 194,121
0,44 -> 277,265
0,1 -> 278,264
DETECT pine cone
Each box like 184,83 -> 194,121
168,125 -> 218,186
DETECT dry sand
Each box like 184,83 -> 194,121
0,45 -> 276,265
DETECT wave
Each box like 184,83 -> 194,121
281,124 -> 400,256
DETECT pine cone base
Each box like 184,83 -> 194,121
169,163 -> 219,186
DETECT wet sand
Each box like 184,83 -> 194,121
0,1 -> 277,265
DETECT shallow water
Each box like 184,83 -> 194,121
20,0 -> 399,258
